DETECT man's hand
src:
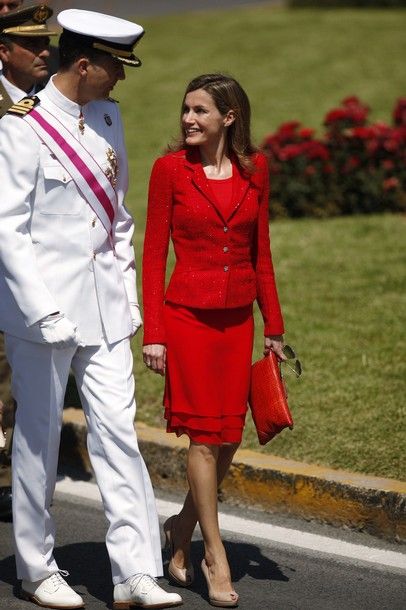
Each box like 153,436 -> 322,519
38,313 -> 83,349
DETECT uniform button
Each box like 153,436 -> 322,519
93,252 -> 96,260
91,217 -> 96,227
223,246 -> 229,253
224,265 -> 229,272
223,226 -> 228,232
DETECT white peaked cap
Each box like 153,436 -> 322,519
57,9 -> 145,67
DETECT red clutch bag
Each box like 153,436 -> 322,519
248,352 -> 294,445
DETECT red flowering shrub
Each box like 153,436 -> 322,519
262,121 -> 338,217
261,96 -> 406,218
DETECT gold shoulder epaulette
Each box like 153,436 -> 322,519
7,96 -> 40,117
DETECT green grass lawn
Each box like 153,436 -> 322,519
115,6 -> 406,479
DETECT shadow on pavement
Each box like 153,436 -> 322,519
0,538 -> 289,608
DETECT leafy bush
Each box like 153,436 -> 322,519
261,97 -> 406,218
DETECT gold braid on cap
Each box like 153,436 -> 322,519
3,24 -> 49,34
92,42 -> 133,58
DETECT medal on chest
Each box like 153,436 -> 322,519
105,147 -> 119,188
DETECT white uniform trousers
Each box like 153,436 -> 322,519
4,334 -> 163,584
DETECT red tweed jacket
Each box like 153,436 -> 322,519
142,148 -> 284,345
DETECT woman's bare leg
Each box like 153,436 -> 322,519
170,442 -> 239,570
182,442 -> 239,597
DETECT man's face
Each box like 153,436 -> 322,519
86,54 -> 125,100
0,0 -> 22,14
0,36 -> 50,91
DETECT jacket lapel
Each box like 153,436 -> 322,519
227,161 -> 250,221
185,148 -> 250,223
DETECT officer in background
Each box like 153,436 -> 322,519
0,3 -> 57,520
0,0 -> 22,14
0,8 -> 183,610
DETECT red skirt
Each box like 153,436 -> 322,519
163,302 -> 254,445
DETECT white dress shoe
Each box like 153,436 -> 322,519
21,570 -> 84,609
113,573 -> 183,609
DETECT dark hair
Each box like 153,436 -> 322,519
58,30 -> 109,70
0,33 -> 14,48
170,73 -> 257,172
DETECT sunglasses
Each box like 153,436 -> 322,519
281,345 -> 302,377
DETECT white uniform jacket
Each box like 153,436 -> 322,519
0,77 -> 141,345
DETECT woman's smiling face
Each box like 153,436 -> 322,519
182,88 -> 232,149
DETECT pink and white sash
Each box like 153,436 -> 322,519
24,105 -> 117,235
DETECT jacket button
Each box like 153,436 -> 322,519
91,217 -> 96,227
223,226 -> 228,232
223,246 -> 229,253
224,265 -> 229,272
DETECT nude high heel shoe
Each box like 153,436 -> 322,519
163,515 -> 194,587
201,559 -> 239,608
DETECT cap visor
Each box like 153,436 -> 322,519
116,54 -> 141,67
4,26 -> 60,36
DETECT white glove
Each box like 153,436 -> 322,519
129,303 -> 143,337
38,312 -> 83,349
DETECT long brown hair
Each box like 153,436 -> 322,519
169,73 -> 257,172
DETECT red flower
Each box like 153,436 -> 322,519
325,108 -> 348,124
382,159 -> 395,171
305,141 -> 330,161
384,139 -> 400,152
324,97 -> 369,127
383,177 -> 400,191
279,144 -> 303,161
349,126 -> 374,139
366,139 -> 379,155
342,95 -> 363,107
343,156 -> 361,173
393,98 -> 406,126
305,165 -> 317,176
298,127 -> 315,140
278,121 -> 301,134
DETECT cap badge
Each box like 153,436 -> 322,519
104,114 -> 112,126
33,5 -> 51,24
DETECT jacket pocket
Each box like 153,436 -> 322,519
40,164 -> 81,215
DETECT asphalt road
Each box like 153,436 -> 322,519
1,486 -> 405,610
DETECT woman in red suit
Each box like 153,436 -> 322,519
142,74 -> 285,607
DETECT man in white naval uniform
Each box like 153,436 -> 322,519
0,8 -> 182,610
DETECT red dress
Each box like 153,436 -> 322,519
142,150 -> 284,445
163,176 -> 252,444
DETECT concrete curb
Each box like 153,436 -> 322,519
60,408 -> 406,544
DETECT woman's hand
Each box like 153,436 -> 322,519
264,335 -> 286,361
143,344 -> 167,376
